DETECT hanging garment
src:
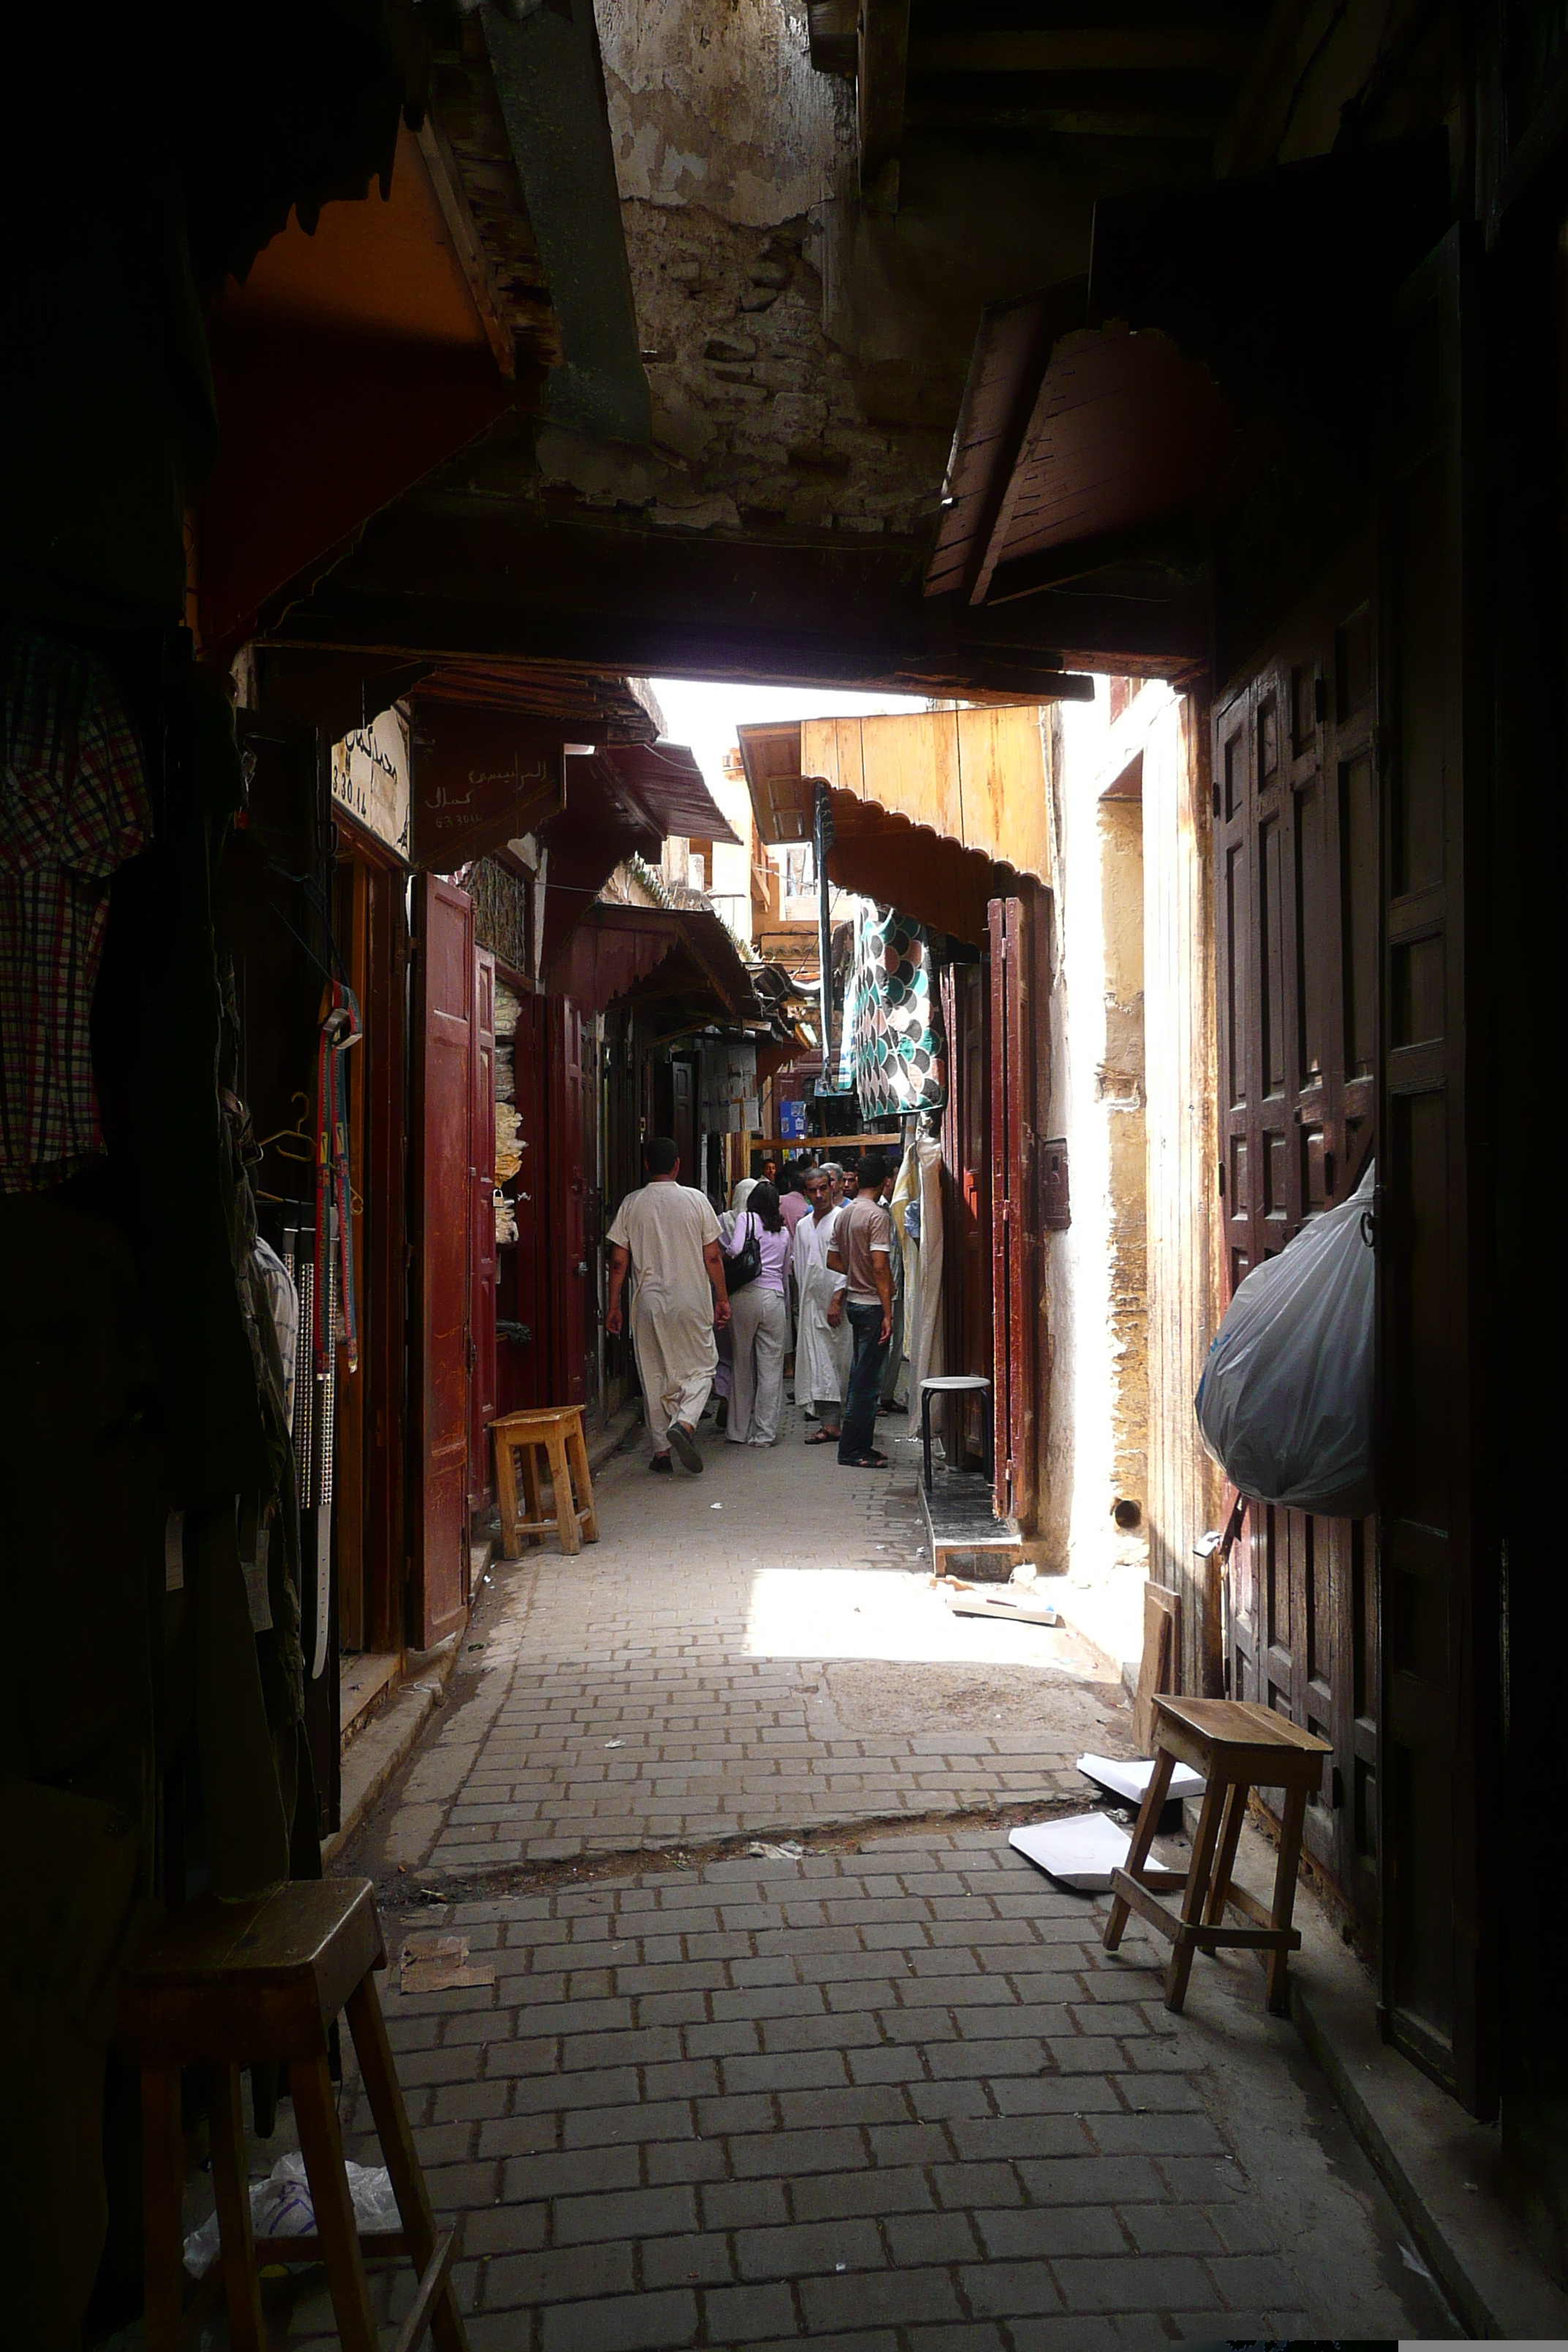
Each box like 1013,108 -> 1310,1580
851,906 -> 947,1115
0,630 -> 151,1192
253,1233 -> 300,1438
791,1204 -> 852,1410
313,980 -> 361,1376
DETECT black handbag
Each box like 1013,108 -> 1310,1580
725,1210 -> 762,1294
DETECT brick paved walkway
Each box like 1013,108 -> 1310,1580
252,1407 -> 1452,2348
382,1407 -> 1134,1880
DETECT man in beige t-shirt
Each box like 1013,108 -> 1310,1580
825,1153 -> 895,1466
606,1137 -> 730,1474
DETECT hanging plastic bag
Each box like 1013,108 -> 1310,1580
1195,1161 -> 1375,1518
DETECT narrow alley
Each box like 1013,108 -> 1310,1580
17,7 -> 1568,2346
289,1417 -> 1454,2351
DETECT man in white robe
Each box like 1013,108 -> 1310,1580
791,1166 -> 851,1444
606,1137 -> 731,1474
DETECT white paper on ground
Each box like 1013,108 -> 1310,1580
943,1588 -> 1060,1626
1076,1752 -> 1205,1806
1009,1812 -> 1131,1892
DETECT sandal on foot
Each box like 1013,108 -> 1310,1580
804,1427 -> 839,1445
839,1452 -> 890,1469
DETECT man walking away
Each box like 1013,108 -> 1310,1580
723,1180 -> 792,1444
828,1154 -> 894,1468
606,1137 -> 731,1474
791,1166 -> 851,1443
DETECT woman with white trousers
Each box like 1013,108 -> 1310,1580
723,1180 -> 792,1444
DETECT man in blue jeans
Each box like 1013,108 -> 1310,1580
826,1154 -> 895,1467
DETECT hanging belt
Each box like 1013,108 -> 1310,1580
313,980 -> 361,1377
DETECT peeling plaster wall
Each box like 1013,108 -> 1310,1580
550,0 -> 1086,542
1041,679 -> 1154,1679
605,0 -> 852,225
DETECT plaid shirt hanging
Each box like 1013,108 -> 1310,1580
1,630 -> 151,1191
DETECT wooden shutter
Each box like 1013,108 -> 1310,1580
410,874 -> 473,1648
469,946 -> 497,1510
1377,228 -> 1496,2115
1211,558 -> 1380,1933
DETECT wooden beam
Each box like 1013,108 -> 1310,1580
858,0 -> 911,200
417,114 -> 519,381
808,0 -> 856,75
263,501 -> 1208,683
903,101 -> 1221,141
909,30 -> 1251,75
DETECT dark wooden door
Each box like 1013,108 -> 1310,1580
410,873 -> 472,1648
939,961 -> 992,1414
988,898 -> 1033,1524
551,995 -> 587,1407
1376,229 -> 1495,2114
469,946 -> 497,1512
671,1057 -> 696,1184
1212,562 -> 1379,1929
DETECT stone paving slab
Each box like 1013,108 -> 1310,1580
246,1827 -> 1451,2348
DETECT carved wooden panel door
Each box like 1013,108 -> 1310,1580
988,897 -> 1033,1525
1376,230 -> 1494,2115
411,874 -> 473,1648
1212,569 -> 1379,1929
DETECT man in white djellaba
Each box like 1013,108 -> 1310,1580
605,1137 -> 731,1474
791,1164 -> 851,1446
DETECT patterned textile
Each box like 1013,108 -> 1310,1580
851,905 -> 947,1115
0,631 -> 151,1191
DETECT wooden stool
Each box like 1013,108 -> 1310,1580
492,1405 -> 599,1558
118,1877 -> 467,2352
1101,1695 -> 1332,2016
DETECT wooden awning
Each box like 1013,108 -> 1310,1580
555,903 -> 754,1020
736,704 -> 1050,945
925,135 -> 1452,647
601,743 -> 741,846
824,793 -> 1001,947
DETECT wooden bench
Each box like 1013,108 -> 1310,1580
118,1875 -> 467,2351
1101,1694 -> 1332,2015
492,1404 -> 599,1558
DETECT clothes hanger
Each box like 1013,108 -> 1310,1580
255,1091 -> 314,1163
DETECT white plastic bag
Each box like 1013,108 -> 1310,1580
1195,1161 -> 1375,1517
183,2152 -> 400,2275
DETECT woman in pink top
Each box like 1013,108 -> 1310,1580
723,1181 -> 792,1444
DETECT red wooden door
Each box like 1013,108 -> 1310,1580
988,898 -> 1031,1523
498,992 -> 546,1415
469,946 -> 497,1511
1211,565 -> 1379,1931
411,874 -> 473,1648
551,995 -> 587,1406
1376,230 -> 1494,2115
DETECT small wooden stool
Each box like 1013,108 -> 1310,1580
492,1405 -> 599,1558
1102,1695 -> 1332,2016
118,1877 -> 467,2352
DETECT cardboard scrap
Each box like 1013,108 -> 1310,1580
1009,1814 -> 1131,1892
399,1932 -> 495,1994
1076,1752 -> 1205,1806
942,1584 -> 1060,1627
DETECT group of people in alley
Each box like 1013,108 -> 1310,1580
604,1137 -> 901,1475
